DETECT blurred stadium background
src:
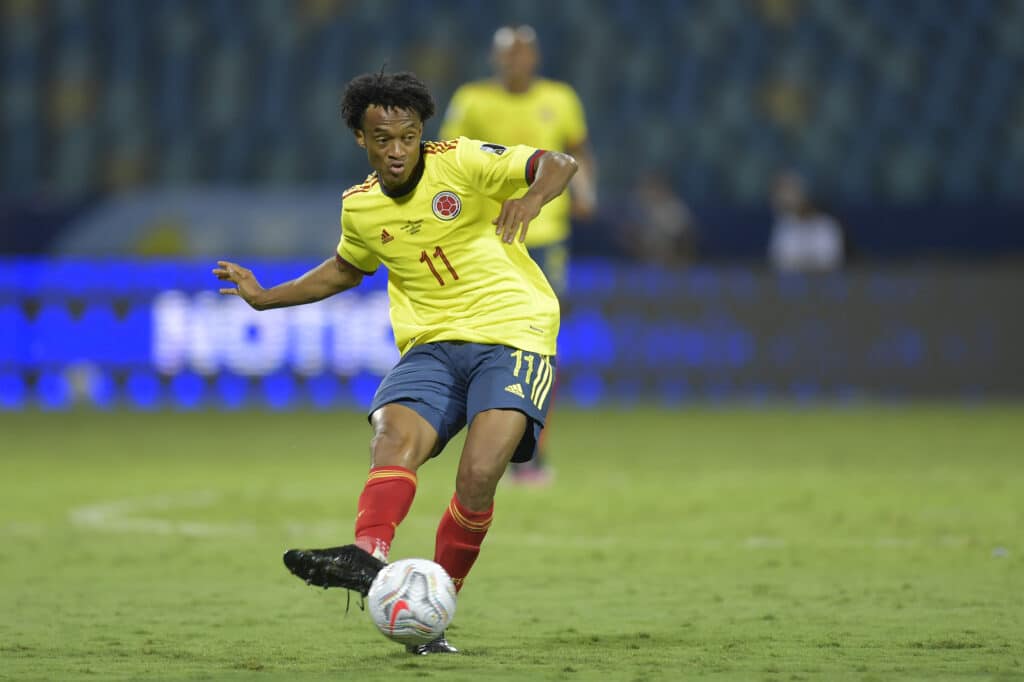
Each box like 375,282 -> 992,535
2,2 -> 1024,678
3,0 -> 1023,409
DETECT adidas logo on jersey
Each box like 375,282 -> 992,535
381,229 -> 394,244
504,383 -> 525,398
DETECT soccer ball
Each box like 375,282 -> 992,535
366,558 -> 457,645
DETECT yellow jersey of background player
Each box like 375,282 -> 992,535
441,25 -> 595,483
440,24 -> 597,294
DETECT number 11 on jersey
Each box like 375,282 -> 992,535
419,245 -> 459,286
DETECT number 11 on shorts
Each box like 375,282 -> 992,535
510,349 -> 554,409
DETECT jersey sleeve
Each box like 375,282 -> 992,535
439,86 -> 473,140
454,137 -> 545,201
336,208 -> 380,274
560,85 -> 589,149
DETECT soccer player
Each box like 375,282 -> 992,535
213,71 -> 576,654
440,24 -> 598,484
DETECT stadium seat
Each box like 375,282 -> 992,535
0,1 -> 1022,221
215,372 -> 252,411
35,370 -> 72,410
126,369 -> 163,410
262,371 -> 297,410
0,304 -> 28,365
171,371 -> 208,410
0,371 -> 27,409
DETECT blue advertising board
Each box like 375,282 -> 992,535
1,259 -> 1021,409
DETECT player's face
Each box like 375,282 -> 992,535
772,173 -> 808,214
493,40 -> 538,86
356,105 -> 423,189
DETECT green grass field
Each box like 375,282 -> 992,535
1,406 -> 1022,681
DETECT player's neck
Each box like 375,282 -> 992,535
501,76 -> 534,94
377,151 -> 426,198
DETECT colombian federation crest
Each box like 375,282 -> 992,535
432,191 -> 461,220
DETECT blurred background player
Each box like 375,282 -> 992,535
616,170 -> 699,267
768,169 -> 846,273
440,24 -> 598,485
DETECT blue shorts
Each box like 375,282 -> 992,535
369,342 -> 557,463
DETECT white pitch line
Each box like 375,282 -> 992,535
63,495 -> 989,554
69,491 -> 257,537
1,521 -> 49,536
743,536 -> 788,549
482,533 -> 980,552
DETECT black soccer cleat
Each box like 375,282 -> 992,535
406,633 -> 459,655
282,544 -> 385,596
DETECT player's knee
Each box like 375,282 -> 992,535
370,427 -> 399,456
369,405 -> 438,469
370,424 -> 423,469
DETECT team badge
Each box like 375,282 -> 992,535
432,191 -> 461,220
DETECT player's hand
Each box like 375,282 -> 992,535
493,195 -> 543,244
571,192 -> 597,220
212,260 -> 265,309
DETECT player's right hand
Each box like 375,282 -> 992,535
493,195 -> 542,244
212,260 -> 265,309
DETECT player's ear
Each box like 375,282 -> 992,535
354,129 -> 366,149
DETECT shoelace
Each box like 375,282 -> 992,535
343,589 -> 366,615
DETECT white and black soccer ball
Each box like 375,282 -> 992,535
366,558 -> 457,645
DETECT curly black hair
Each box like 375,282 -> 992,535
340,71 -> 436,131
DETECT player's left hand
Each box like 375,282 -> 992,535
212,260 -> 266,309
571,192 -> 597,220
493,195 -> 542,244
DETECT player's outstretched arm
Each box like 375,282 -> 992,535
493,150 -> 578,243
212,256 -> 363,310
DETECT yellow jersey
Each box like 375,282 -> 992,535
440,79 -> 588,246
337,137 -> 560,357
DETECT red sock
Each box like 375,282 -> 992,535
434,493 -> 493,593
354,466 -> 417,561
